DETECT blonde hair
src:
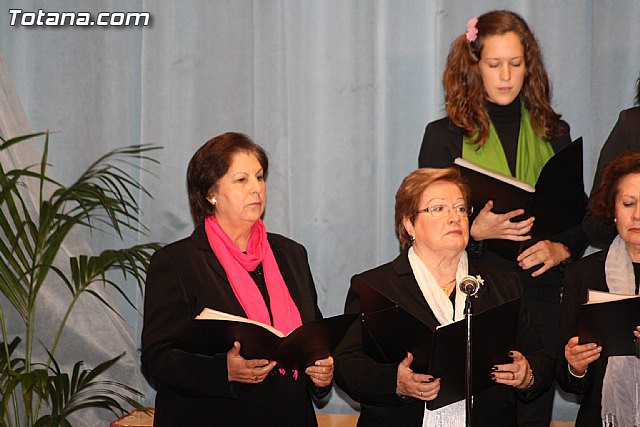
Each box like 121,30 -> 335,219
395,168 -> 469,249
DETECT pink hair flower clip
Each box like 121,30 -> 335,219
465,17 -> 478,42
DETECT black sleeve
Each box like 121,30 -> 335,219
584,110 -> 640,248
556,263 -> 591,394
141,248 -> 236,398
333,278 -> 408,406
418,119 -> 463,168
551,216 -> 589,262
298,248 -> 333,400
583,214 -> 617,250
483,268 -> 554,400
591,110 -> 639,192
514,295 -> 554,401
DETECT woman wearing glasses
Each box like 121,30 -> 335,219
334,167 -> 552,426
417,11 -> 587,424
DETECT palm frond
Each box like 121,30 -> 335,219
33,415 -> 72,427
0,337 -> 23,374
44,353 -> 144,420
67,244 -> 160,299
0,131 -> 161,425
0,132 -> 48,150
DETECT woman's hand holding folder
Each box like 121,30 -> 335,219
395,352 -> 441,401
470,200 -> 534,242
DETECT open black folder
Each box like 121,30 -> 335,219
174,309 -> 357,370
578,289 -> 640,356
454,137 -> 585,260
356,278 -> 518,410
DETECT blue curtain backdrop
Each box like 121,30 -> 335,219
1,0 -> 639,423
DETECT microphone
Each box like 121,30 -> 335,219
459,275 -> 480,297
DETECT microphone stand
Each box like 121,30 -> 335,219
464,293 -> 473,427
459,275 -> 480,426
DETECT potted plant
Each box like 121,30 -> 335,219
0,131 -> 161,426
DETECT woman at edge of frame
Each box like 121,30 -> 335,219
583,71 -> 640,248
558,151 -> 640,427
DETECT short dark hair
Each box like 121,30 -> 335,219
187,132 -> 268,226
590,151 -> 640,223
395,167 -> 470,249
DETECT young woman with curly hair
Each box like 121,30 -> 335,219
418,10 -> 588,426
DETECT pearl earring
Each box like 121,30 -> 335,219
208,197 -> 217,205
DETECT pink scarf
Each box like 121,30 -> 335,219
204,215 -> 302,336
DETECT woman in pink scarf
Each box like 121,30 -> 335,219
142,133 -> 333,427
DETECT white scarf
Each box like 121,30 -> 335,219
601,235 -> 640,426
408,247 -> 467,427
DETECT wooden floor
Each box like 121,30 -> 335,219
316,414 -> 357,427
112,409 -> 575,426
316,413 -> 575,427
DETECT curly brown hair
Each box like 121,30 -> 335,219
395,168 -> 470,249
590,152 -> 640,224
443,10 -> 562,146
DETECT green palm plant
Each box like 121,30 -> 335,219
0,131 -> 161,426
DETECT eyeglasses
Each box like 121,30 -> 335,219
416,204 -> 473,218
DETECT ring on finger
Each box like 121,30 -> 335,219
510,372 -> 515,380
420,391 -> 423,397
254,375 -> 259,382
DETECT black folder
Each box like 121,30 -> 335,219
174,310 -> 358,370
578,290 -> 640,356
454,138 -> 585,260
356,278 -> 519,409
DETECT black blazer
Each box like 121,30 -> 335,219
557,249 -> 613,426
333,251 -> 553,427
418,116 -> 587,261
141,225 -> 324,427
584,107 -> 640,247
